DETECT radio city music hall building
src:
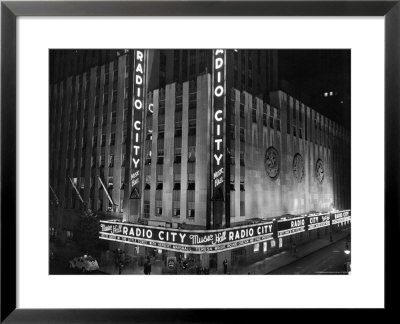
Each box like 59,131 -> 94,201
49,49 -> 351,271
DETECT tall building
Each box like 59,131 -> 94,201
49,49 -> 350,270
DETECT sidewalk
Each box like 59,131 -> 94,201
230,229 -> 350,275
99,229 -> 350,275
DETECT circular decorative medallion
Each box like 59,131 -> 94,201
293,153 -> 305,183
315,159 -> 324,183
264,146 -> 280,180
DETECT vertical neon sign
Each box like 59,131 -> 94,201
212,49 -> 226,200
130,49 -> 144,199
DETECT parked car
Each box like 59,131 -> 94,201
69,255 -> 99,273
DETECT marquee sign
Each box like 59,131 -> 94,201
307,213 -> 330,231
130,49 -> 144,199
331,210 -> 351,225
99,220 -> 273,254
277,216 -> 306,237
212,49 -> 226,200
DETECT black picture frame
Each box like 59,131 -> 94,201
1,0 -> 398,322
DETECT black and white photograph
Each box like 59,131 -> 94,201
49,49 -> 351,276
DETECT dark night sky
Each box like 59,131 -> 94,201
277,49 -> 351,130
50,49 -> 351,130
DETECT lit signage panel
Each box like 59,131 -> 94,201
307,213 -> 330,231
99,220 -> 273,254
130,49 -> 144,199
277,217 -> 306,237
212,49 -> 226,199
331,210 -> 351,225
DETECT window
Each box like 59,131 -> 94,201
173,208 -> 180,217
66,230 -> 74,242
254,243 -> 260,252
187,148 -> 196,166
230,148 -> 235,165
156,207 -> 162,216
123,108 -> 128,121
173,182 -> 181,190
188,182 -> 195,190
101,134 -> 106,147
263,104 -> 268,126
121,153 -> 126,167
263,242 -> 268,253
240,127 -> 245,142
111,112 -> 116,124
240,201 -> 245,217
269,116 -> 274,129
122,131 -> 127,144
109,154 -> 114,168
240,151 -> 245,166
240,104 -> 245,118
110,133 -> 115,146
102,113 -> 107,126
230,124 -> 235,140
252,106 -> 257,123
187,209 -> 195,218
188,124 -> 196,136
112,90 -> 117,103
92,135 -> 98,147
276,119 -> 281,131
144,203 -> 150,218
145,153 -> 152,165
156,182 -> 163,190
174,147 -> 182,163
119,199 -> 124,213
187,160 -> 195,178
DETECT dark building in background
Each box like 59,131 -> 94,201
49,49 -> 350,270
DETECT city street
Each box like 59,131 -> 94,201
269,237 -> 350,275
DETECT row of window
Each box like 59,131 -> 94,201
143,205 -> 195,219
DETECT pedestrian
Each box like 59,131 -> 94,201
223,259 -> 228,274
143,257 -> 149,275
146,256 -> 152,275
118,262 -> 123,275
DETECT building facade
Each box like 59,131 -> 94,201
49,49 -> 350,270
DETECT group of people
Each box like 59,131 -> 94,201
139,255 -> 232,275
195,265 -> 210,274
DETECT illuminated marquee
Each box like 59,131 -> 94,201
130,49 -> 144,199
331,210 -> 351,225
212,49 -> 226,199
277,217 -> 306,238
307,213 -> 331,231
99,220 -> 274,254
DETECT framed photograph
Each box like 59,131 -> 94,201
1,0 -> 397,321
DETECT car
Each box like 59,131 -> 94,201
69,255 -> 99,273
